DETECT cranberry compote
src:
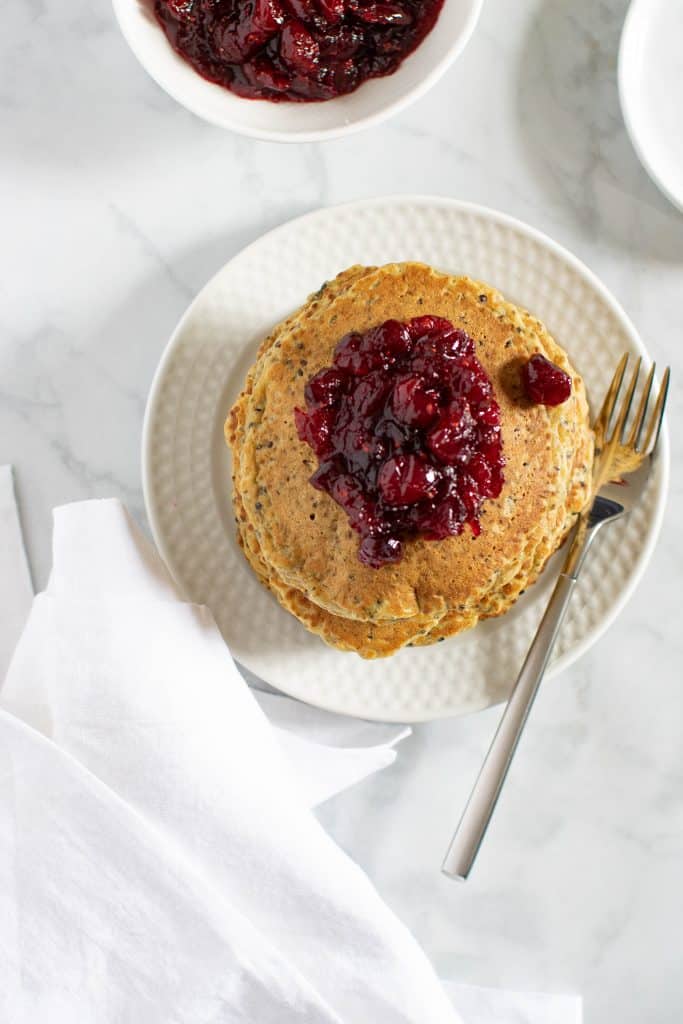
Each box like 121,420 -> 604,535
154,0 -> 445,102
294,317 -> 506,568
522,354 -> 572,407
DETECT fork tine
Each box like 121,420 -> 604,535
640,367 -> 670,454
614,356 -> 641,443
595,353 -> 629,444
599,356 -> 640,471
628,362 -> 655,449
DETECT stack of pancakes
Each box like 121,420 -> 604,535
226,262 -> 593,658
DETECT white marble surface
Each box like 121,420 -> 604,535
2,0 -> 682,1021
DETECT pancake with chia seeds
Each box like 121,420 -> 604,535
228,263 -> 592,647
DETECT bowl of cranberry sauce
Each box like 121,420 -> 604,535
112,0 -> 483,140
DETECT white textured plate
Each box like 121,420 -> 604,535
619,0 -> 683,213
143,197 -> 668,722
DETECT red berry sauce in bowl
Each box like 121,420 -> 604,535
294,317 -> 506,567
154,0 -> 445,102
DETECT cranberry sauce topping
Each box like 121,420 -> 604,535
522,354 -> 572,407
294,317 -> 506,568
154,0 -> 445,103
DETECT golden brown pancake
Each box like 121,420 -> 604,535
229,264 -> 592,642
226,263 -> 593,656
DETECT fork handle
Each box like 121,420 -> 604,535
442,524 -> 594,881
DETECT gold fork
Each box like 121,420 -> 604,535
442,356 -> 670,880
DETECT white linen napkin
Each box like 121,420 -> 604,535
0,493 -> 581,1023
1,499 -> 458,1023
254,688 -> 410,807
0,476 -> 409,810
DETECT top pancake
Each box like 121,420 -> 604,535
231,262 -> 592,624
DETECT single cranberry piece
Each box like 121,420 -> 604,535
317,0 -> 345,23
421,499 -> 464,540
349,371 -> 393,417
437,328 -> 476,360
371,319 -> 413,359
280,20 -> 319,73
413,326 -> 473,363
426,399 -> 475,463
407,315 -> 453,340
228,0 -> 284,57
294,405 -> 335,457
334,332 -> 382,375
392,375 -> 441,428
304,367 -> 347,407
377,454 -> 440,506
451,330 -> 476,358
522,354 -> 572,406
449,360 -> 492,403
359,535 -> 402,567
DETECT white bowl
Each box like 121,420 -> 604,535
112,0 -> 483,142
618,0 -> 683,213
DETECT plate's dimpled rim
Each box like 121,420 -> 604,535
143,198 -> 667,722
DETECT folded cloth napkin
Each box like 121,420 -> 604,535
0,493 -> 581,1023
253,688 -> 410,807
0,476 -> 409,810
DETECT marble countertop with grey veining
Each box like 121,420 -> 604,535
2,1 -> 682,1020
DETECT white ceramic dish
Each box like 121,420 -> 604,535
619,0 -> 683,213
111,0 -> 483,142
142,196 -> 669,722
